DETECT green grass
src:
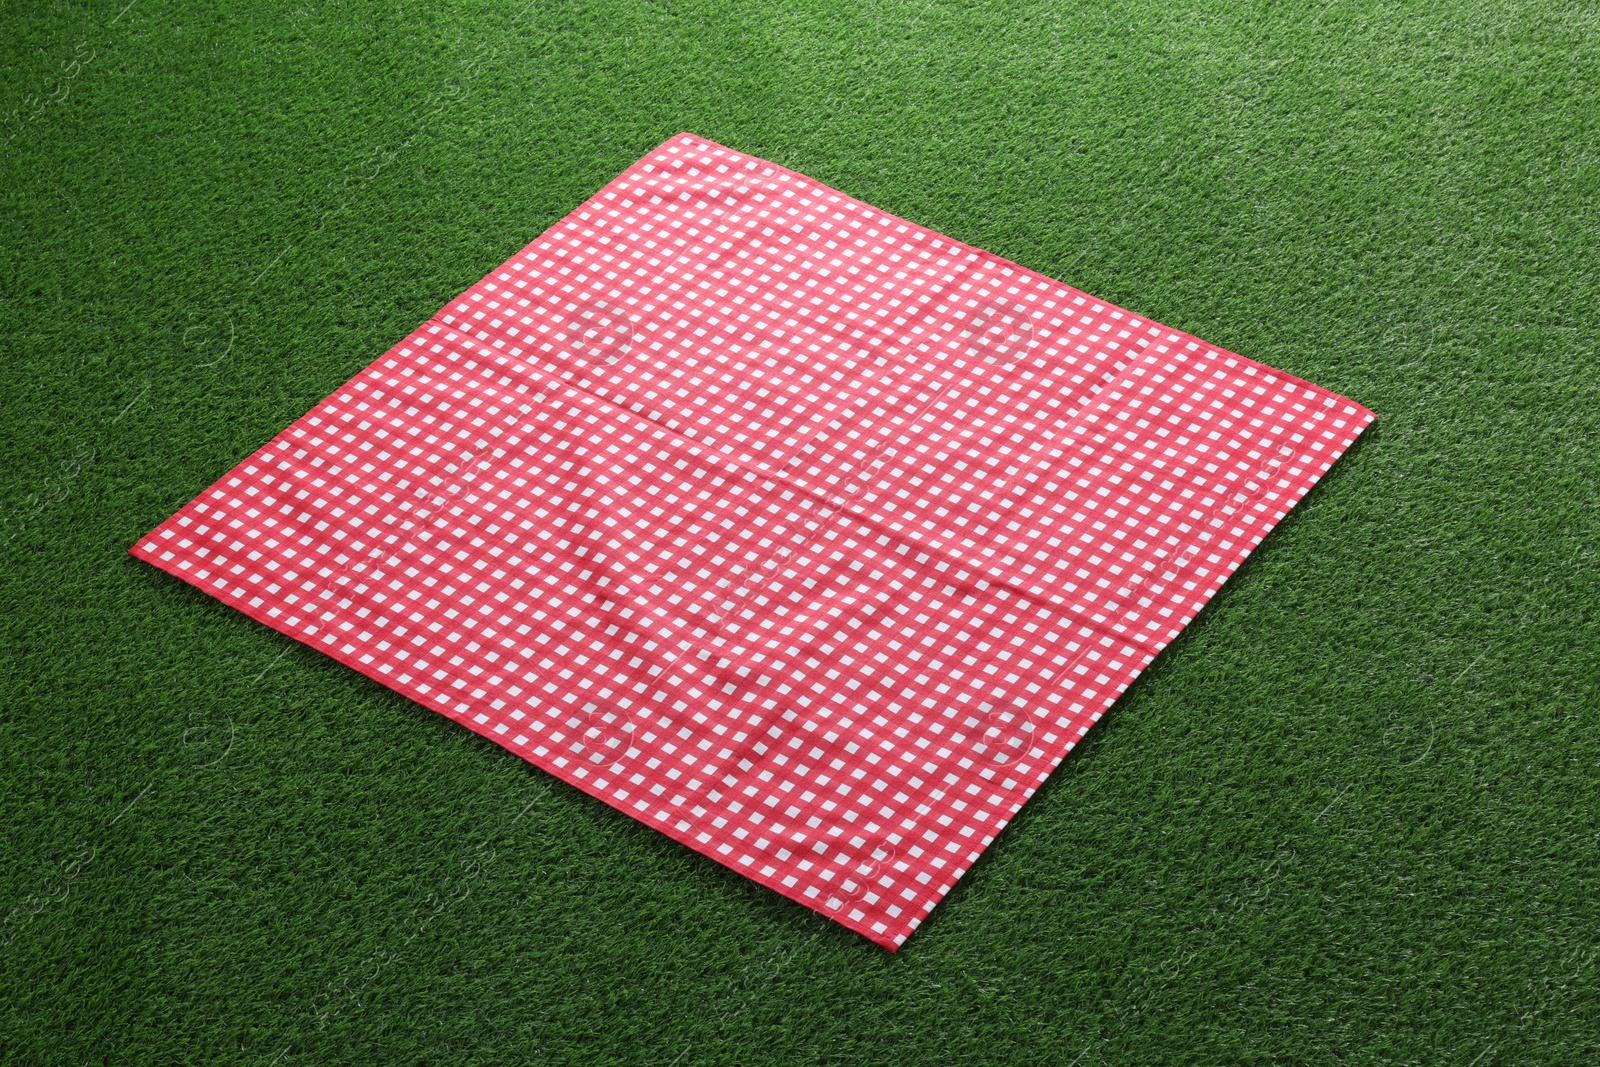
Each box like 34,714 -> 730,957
3,0 -> 1597,1062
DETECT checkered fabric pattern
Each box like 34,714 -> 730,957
130,133 -> 1374,950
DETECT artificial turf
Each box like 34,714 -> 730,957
2,0 -> 1597,1062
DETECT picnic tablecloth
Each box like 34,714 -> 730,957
131,133 -> 1374,950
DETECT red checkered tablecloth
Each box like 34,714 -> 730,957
131,133 -> 1374,950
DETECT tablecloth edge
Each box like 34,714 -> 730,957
124,533 -> 908,951
664,131 -> 1376,423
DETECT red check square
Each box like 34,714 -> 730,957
131,133 -> 1373,950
